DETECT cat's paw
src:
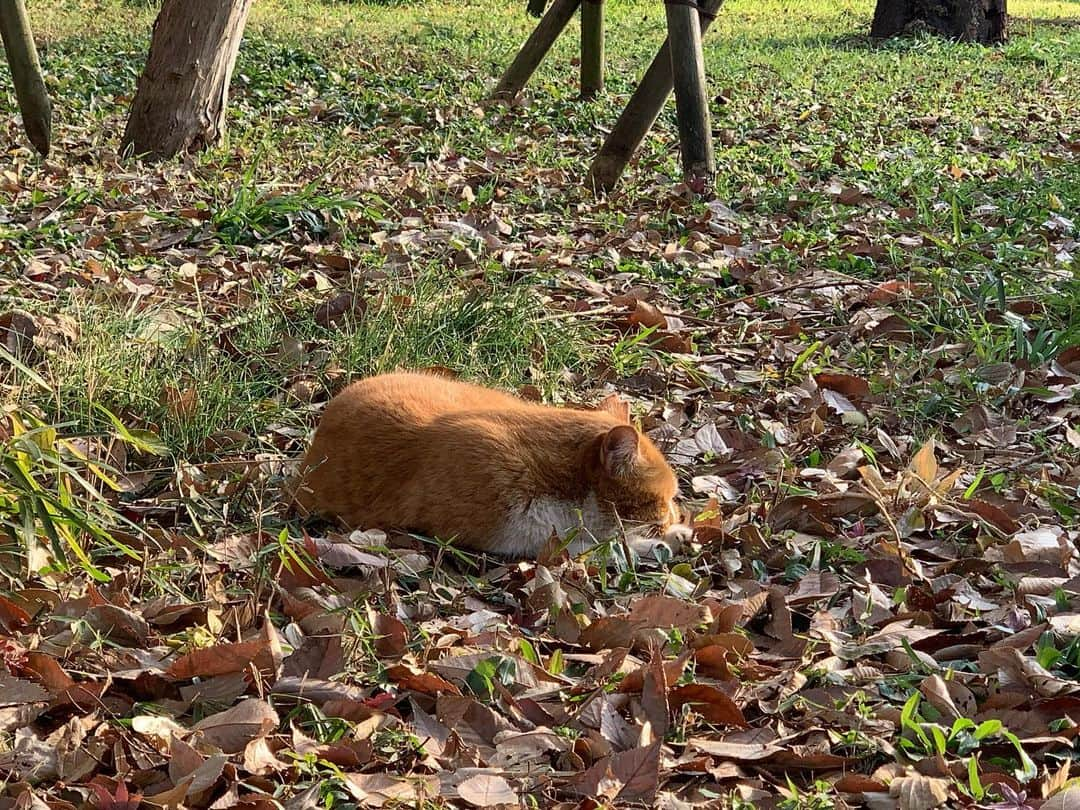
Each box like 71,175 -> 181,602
662,523 -> 693,549
626,523 -> 692,561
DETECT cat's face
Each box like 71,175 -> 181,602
591,416 -> 681,533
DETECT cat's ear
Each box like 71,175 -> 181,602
598,394 -> 631,424
601,425 -> 640,477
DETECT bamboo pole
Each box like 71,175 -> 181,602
580,0 -> 604,98
665,0 -> 714,182
0,0 -> 52,157
587,0 -> 725,192
492,0 -> 582,102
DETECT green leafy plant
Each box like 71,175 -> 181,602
0,403 -> 151,582
899,693 -> 1037,785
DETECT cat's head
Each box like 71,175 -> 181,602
590,395 -> 682,532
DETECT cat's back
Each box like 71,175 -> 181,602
329,371 -> 525,425
293,371 -> 539,525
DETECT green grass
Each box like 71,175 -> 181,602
16,266 -> 591,455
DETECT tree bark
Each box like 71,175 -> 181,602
0,0 -> 52,156
122,0 -> 254,160
871,0 -> 1007,43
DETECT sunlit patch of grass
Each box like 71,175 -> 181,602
8,267 -> 594,457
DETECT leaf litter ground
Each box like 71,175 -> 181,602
1,0 -> 1080,808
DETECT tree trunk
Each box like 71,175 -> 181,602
0,0 -> 52,156
871,0 -> 1007,43
122,0 -> 254,160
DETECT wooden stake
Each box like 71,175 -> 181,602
580,0 -> 604,99
492,0 -> 581,102
587,0 -> 724,192
665,0 -> 714,184
0,0 -> 52,157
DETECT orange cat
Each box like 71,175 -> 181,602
290,372 -> 683,558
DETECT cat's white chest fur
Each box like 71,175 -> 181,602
491,492 -> 616,558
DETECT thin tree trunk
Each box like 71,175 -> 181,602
665,0 -> 714,184
587,0 -> 725,192
0,0 -> 52,156
492,0 -> 581,101
580,0 -> 604,98
122,0 -> 254,160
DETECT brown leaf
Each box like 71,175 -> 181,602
866,280 -> 923,304
306,535 -> 390,569
640,648 -> 669,740
131,714 -> 187,753
1005,528 -> 1070,566
0,673 -> 49,706
688,728 -> 781,761
314,292 -> 365,328
578,615 -> 637,651
455,773 -> 517,807
0,594 -> 31,632
889,772 -> 951,810
967,498 -> 1020,534
191,698 -> 279,754
179,758 -> 228,804
617,650 -> 691,694
567,741 -> 662,803
653,331 -> 693,353
691,632 -> 753,657
628,595 -> 712,631
917,675 -> 961,721
815,372 -> 870,399
84,604 -> 151,646
167,621 -> 282,681
627,300 -> 667,330
1043,761 -> 1072,800
385,664 -> 462,696
88,780 -> 141,810
342,773 -> 438,807
835,774 -> 888,793
597,695 -> 638,751
291,726 -> 372,768
909,439 -> 938,483
669,684 -> 747,727
980,647 -> 1074,697
1042,786 -> 1080,810
161,384 -> 199,421
243,743 -> 289,781
368,608 -> 408,659
695,646 -> 735,679
822,388 -> 860,415
21,652 -> 74,692
410,699 -> 452,759
281,632 -> 344,680
766,496 -> 835,534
